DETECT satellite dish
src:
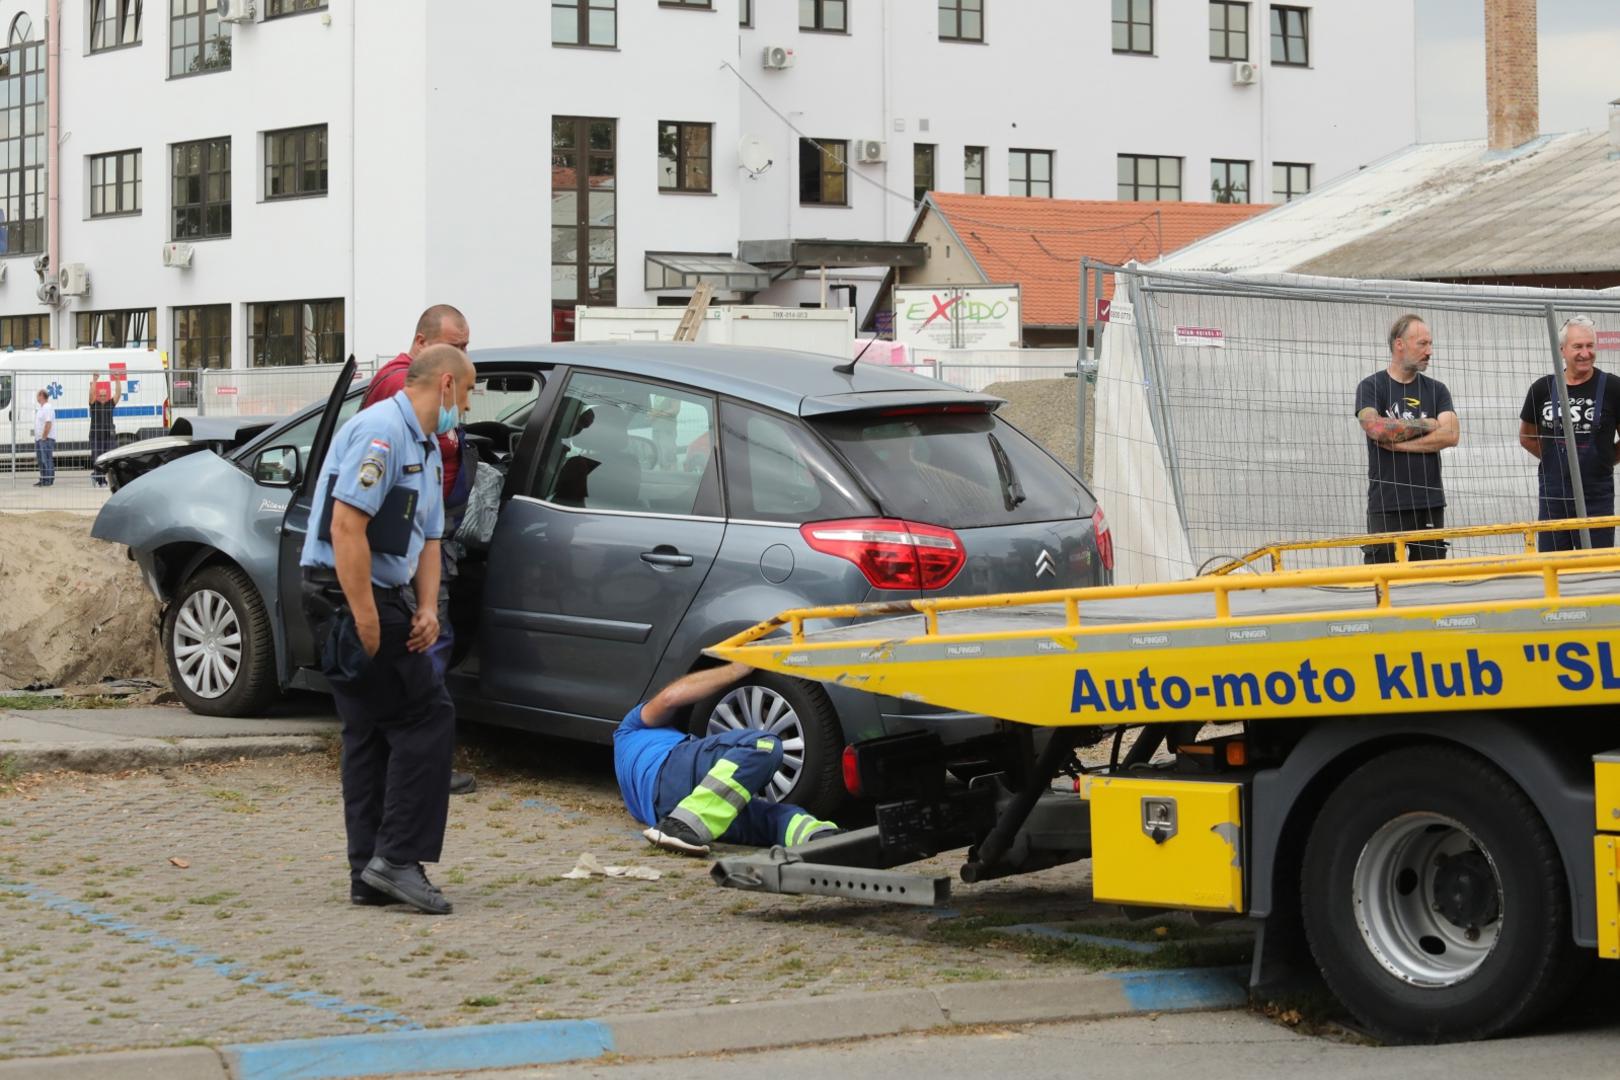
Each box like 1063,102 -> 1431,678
738,136 -> 773,175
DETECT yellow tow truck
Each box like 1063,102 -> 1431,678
706,520 -> 1620,1044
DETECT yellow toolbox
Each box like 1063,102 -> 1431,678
1083,775 -> 1244,913
1597,753 -> 1620,833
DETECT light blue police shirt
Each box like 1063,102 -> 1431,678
299,391 -> 444,587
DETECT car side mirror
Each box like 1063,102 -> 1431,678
252,445 -> 301,488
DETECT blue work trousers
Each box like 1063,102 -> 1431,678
653,729 -> 808,847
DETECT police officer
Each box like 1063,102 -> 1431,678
300,344 -> 475,915
1519,315 -> 1620,550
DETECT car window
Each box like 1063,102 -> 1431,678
533,371 -> 721,517
265,391 -> 365,472
811,410 -> 1085,528
720,402 -> 869,523
467,373 -> 542,426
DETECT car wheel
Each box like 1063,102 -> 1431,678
163,564 -> 279,717
1300,746 -> 1585,1043
694,673 -> 844,819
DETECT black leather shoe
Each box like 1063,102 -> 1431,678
350,880 -> 399,907
361,856 -> 453,915
449,771 -> 477,795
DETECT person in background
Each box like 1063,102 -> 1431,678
1353,314 -> 1459,563
363,304 -> 479,796
616,662 -> 839,857
1518,315 -> 1620,550
31,388 -> 54,487
87,374 -> 121,488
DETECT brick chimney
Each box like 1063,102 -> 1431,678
1484,0 -> 1539,150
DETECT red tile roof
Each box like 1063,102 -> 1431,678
923,192 -> 1270,327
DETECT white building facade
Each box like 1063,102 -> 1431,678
0,0 -> 1415,368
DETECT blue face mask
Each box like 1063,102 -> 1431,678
436,382 -> 460,435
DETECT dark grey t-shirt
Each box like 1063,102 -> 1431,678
1354,370 -> 1453,512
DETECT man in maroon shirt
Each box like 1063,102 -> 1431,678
364,304 -> 478,796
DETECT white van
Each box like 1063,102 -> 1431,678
0,348 -> 176,463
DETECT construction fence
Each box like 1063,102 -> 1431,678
1091,265 -> 1620,584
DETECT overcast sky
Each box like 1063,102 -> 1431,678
1416,0 -> 1620,140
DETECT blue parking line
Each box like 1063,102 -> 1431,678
226,1020 -> 614,1080
1107,965 -> 1249,1011
0,880 -> 420,1032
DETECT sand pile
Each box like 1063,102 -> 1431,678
987,377 -> 1094,485
0,512 -> 164,689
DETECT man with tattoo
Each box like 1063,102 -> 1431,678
1354,314 -> 1459,563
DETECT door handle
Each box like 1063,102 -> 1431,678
641,549 -> 694,568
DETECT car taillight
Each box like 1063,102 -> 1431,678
800,517 -> 966,591
1092,505 -> 1114,572
841,745 -> 863,798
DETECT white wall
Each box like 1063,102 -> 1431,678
0,1 -> 1417,366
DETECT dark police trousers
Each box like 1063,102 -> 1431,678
302,572 -> 454,884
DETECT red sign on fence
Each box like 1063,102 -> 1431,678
215,386 -> 240,396
1598,330 -> 1620,352
108,361 -> 128,383
1095,299 -> 1111,324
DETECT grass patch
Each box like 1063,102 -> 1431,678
204,789 -> 259,814
927,912 -> 1253,971
188,891 -> 238,907
461,995 -> 501,1008
0,695 -> 128,710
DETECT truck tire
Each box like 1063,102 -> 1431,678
1299,745 -> 1584,1043
691,673 -> 845,820
163,564 -> 279,718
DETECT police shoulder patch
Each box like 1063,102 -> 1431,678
358,460 -> 384,488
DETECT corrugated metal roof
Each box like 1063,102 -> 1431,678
1156,132 -> 1620,279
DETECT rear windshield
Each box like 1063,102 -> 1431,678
812,410 -> 1088,528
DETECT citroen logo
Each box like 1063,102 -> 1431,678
1035,549 -> 1057,578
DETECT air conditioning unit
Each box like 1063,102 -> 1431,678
856,139 -> 886,164
218,0 -> 257,23
761,45 -> 795,70
1232,61 -> 1258,86
58,263 -> 90,297
36,281 -> 60,306
162,242 -> 196,269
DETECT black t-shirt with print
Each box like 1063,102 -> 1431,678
1354,370 -> 1454,512
88,399 -> 116,439
1519,370 -> 1620,479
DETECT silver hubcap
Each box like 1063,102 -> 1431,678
1353,812 -> 1503,987
705,685 -> 805,803
173,589 -> 243,700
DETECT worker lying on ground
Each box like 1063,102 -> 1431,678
614,662 -> 839,856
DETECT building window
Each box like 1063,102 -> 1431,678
265,0 -> 327,15
0,314 -> 49,349
76,309 -> 157,349
264,125 -> 328,200
248,299 -> 344,366
1209,1 -> 1248,60
9,14 -> 31,43
913,143 -> 936,205
964,145 -> 985,195
552,0 -> 616,47
660,0 -> 710,7
90,0 -> 142,51
90,150 -> 142,217
0,29 -> 44,255
658,121 -> 712,194
170,0 -> 229,77
798,138 -> 848,206
1008,148 -> 1052,198
172,137 -> 231,239
1270,5 -> 1307,65
173,304 -> 231,401
1210,158 -> 1250,203
1112,0 -> 1152,55
1273,161 -> 1311,201
740,0 -> 751,26
1118,154 -> 1182,201
552,116 -> 617,341
799,0 -> 846,32
939,0 -> 983,42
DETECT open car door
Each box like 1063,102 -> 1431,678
277,356 -> 360,685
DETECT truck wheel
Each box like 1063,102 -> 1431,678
693,673 -> 844,819
163,564 -> 279,717
1300,745 -> 1583,1043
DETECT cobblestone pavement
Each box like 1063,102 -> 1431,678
0,739 -> 1114,1060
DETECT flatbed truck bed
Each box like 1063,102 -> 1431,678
705,521 -> 1620,1044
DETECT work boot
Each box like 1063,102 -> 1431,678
450,770 -> 477,795
643,816 -> 711,857
360,856 -> 453,915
